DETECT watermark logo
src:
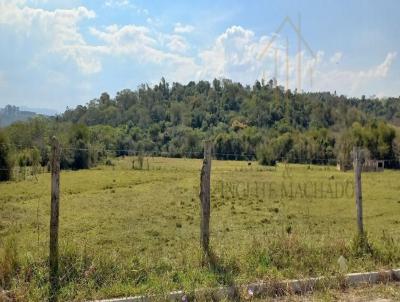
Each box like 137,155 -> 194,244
258,14 -> 316,94
213,179 -> 354,201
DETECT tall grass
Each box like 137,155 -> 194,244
0,158 -> 399,300
0,231 -> 399,301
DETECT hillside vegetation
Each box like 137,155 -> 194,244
1,78 -> 400,177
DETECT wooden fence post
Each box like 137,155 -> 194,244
49,137 -> 60,302
353,146 -> 364,236
199,140 -> 212,255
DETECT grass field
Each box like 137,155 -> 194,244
1,157 -> 400,301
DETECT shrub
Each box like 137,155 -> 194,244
73,139 -> 90,170
0,236 -> 19,289
351,233 -> 373,257
256,144 -> 277,166
0,131 -> 13,181
137,154 -> 144,170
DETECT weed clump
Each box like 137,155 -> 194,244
0,236 -> 19,289
351,233 -> 373,257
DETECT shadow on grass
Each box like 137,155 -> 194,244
204,249 -> 237,284
198,248 -> 242,301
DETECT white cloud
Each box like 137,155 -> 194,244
194,26 -> 398,97
1,1 -> 397,98
197,25 -> 276,82
90,24 -> 194,64
146,17 -> 162,27
361,52 -> 396,78
0,1 -> 99,74
89,24 -> 199,81
312,52 -> 397,96
58,45 -> 104,74
0,1 -> 195,79
105,0 -> 130,7
165,35 -> 189,53
174,22 -> 194,33
27,0 -> 49,4
329,52 -> 342,64
104,0 -> 149,15
89,25 -> 159,59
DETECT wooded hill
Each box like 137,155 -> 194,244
1,78 -> 400,178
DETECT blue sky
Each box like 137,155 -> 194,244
0,0 -> 399,112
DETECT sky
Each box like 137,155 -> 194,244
0,0 -> 399,112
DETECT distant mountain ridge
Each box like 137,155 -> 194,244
0,105 -> 37,127
20,106 -> 58,116
0,105 -> 58,127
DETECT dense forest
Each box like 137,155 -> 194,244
1,78 -> 400,180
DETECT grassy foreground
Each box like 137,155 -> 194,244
0,157 -> 400,301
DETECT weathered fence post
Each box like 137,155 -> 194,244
199,140 -> 212,255
353,146 -> 364,236
49,137 -> 60,302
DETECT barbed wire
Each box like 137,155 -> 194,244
1,143 -> 400,167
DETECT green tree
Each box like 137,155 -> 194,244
68,124 -> 91,170
0,131 -> 13,181
256,143 -> 276,166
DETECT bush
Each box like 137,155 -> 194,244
0,237 -> 19,289
256,144 -> 277,166
73,139 -> 90,170
0,131 -> 13,181
105,159 -> 114,166
351,233 -> 373,257
137,154 -> 144,170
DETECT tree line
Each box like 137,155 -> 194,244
1,78 -> 400,181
